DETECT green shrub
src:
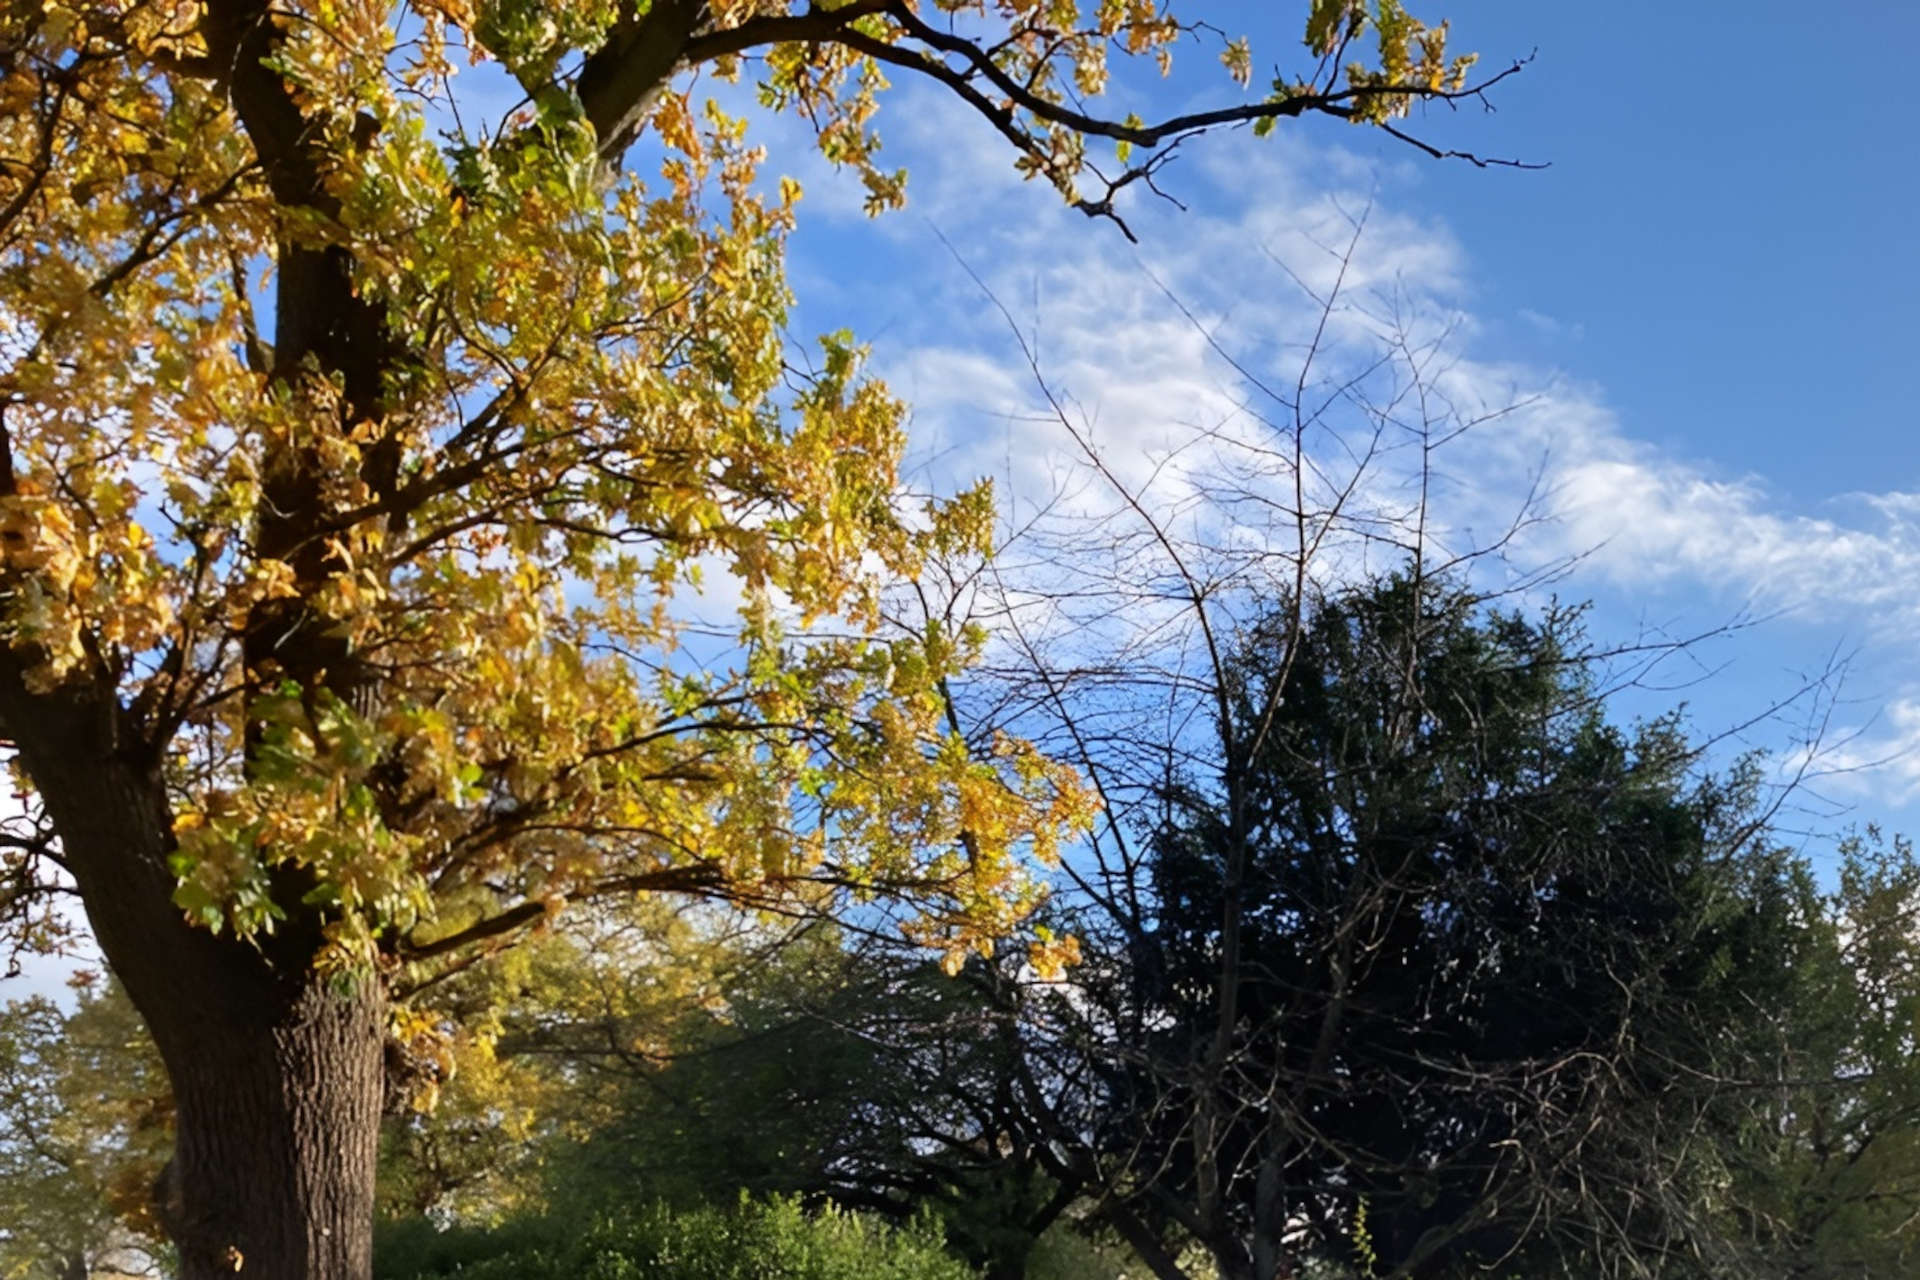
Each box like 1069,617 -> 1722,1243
1026,1224 -> 1163,1280
376,1196 -> 976,1280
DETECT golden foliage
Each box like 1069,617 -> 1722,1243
0,0 -> 1467,993
0,0 -> 1110,991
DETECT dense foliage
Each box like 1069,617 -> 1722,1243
1102,577 -> 1812,1276
0,979 -> 170,1280
540,932 -> 1078,1279
374,1198 -> 973,1280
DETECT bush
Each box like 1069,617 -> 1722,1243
376,1196 -> 977,1280
1026,1224 -> 1166,1280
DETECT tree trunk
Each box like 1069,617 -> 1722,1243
1100,1199 -> 1196,1280
4,4 -> 709,1272
1250,1147 -> 1290,1280
0,673 -> 388,1280
153,971 -> 386,1280
28,709 -> 390,1280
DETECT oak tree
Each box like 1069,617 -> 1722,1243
0,1 -> 1512,1275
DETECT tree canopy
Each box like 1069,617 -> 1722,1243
5,1 -> 1919,1264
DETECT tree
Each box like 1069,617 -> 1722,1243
855,169 -> 1917,1273
369,909 -> 688,1224
1094,575 -> 1814,1278
0,1 -> 1516,1273
534,926 -> 1086,1280
0,977 -> 171,1280
1707,829 -> 1920,1277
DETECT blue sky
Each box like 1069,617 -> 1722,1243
739,2 -> 1920,851
1376,1 -> 1920,508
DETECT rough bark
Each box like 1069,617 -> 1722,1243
157,972 -> 385,1280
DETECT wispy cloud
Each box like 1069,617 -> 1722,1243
1779,695 -> 1920,810
746,86 -> 1920,818
777,87 -> 1920,637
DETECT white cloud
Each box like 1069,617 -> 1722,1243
1781,695 -> 1920,809
796,88 -> 1920,637
758,88 -> 1920,817
1517,307 -> 1584,341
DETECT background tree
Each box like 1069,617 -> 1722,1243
368,909 -> 706,1224
1096,574 -> 1812,1278
0,978 -> 171,1280
1706,829 -> 1920,1277
463,917 -> 1084,1280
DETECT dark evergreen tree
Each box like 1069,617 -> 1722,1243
1104,575 -> 1807,1278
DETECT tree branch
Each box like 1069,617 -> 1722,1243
575,0 -> 709,161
